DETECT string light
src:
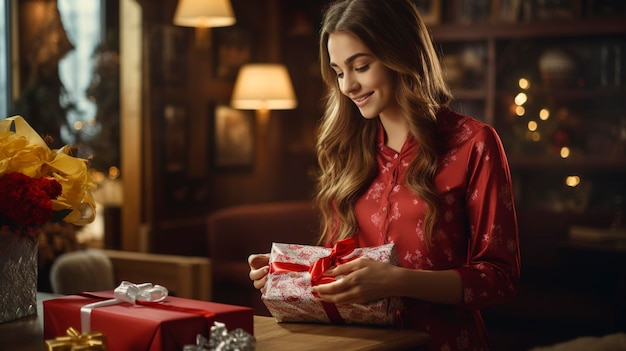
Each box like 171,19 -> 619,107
518,78 -> 530,90
566,176 -> 580,187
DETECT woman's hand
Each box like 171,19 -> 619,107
248,253 -> 270,290
311,258 -> 399,305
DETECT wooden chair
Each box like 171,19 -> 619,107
49,249 -> 115,294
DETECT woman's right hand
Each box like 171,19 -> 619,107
248,253 -> 270,290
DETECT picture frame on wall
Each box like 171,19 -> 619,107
212,105 -> 255,169
212,26 -> 253,79
150,25 -> 187,83
163,104 -> 187,173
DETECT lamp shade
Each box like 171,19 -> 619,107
231,64 -> 298,110
173,0 -> 236,28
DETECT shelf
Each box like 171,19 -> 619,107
509,155 -> 626,172
430,18 -> 626,42
499,86 -> 626,97
451,88 -> 488,100
435,16 -> 626,220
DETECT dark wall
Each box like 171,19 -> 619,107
142,0 -> 327,255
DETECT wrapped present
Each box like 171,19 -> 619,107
44,281 -> 253,351
262,238 -> 403,325
45,327 -> 107,350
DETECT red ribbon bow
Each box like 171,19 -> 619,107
308,238 -> 357,287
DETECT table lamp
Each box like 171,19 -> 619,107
230,63 -> 297,126
173,0 -> 236,47
173,0 -> 236,27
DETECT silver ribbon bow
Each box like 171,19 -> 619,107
183,322 -> 256,351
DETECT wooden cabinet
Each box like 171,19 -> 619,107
431,16 -> 626,231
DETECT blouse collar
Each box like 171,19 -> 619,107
377,120 -> 418,160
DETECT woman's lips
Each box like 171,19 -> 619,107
353,92 -> 373,107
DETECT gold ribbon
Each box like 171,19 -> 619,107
0,115 -> 96,225
45,327 -> 107,350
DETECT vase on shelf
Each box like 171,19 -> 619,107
0,230 -> 39,323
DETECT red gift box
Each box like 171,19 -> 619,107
261,238 -> 403,325
44,290 -> 253,351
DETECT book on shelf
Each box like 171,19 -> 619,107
568,225 -> 626,242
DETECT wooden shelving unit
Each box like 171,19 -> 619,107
431,14 -> 626,224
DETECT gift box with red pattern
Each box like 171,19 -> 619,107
43,282 -> 253,351
261,238 -> 403,325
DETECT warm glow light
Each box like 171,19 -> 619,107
173,0 -> 236,28
231,64 -> 298,111
74,121 -> 84,130
108,166 -> 120,180
518,78 -> 530,89
515,92 -> 527,106
90,170 -> 105,184
539,108 -> 550,120
560,146 -> 570,158
515,105 -> 525,116
566,175 -> 580,187
527,120 -> 538,131
526,131 -> 541,141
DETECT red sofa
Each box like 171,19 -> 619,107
206,201 -> 320,316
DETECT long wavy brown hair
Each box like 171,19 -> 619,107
315,0 -> 452,245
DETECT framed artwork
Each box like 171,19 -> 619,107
212,26 -> 253,79
163,104 -> 187,173
412,0 -> 442,25
212,105 -> 255,169
150,25 -> 187,83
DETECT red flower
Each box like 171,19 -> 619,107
0,172 -> 62,230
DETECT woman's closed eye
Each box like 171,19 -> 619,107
335,64 -> 370,79
355,64 -> 369,73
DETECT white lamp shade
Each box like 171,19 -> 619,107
231,64 -> 298,110
173,0 -> 236,28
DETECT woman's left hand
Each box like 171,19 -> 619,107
311,258 -> 398,304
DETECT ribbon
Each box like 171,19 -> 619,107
269,238 -> 359,323
45,327 -> 107,350
80,281 -> 168,332
0,116 -> 96,225
308,238 -> 357,286
183,322 -> 255,351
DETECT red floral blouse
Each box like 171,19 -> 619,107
353,108 -> 520,351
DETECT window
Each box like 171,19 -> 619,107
57,0 -> 103,144
0,0 -> 9,118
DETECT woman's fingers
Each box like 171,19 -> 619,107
248,253 -> 270,269
248,253 -> 271,290
252,273 -> 268,290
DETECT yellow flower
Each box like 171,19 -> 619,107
0,116 -> 96,226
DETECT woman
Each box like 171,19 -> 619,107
249,0 -> 520,349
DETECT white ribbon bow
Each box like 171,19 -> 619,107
80,281 -> 169,332
113,281 -> 168,304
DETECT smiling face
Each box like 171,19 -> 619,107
327,32 -> 400,120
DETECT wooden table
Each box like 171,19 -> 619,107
1,293 -> 428,350
254,316 -> 428,350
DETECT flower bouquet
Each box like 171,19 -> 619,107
0,115 -> 96,323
